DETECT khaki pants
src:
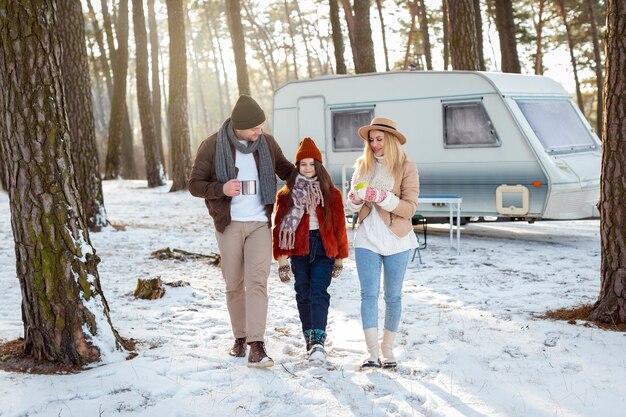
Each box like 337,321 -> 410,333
216,221 -> 271,343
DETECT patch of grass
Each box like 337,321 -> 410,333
541,304 -> 626,332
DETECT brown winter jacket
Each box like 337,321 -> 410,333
272,186 -> 349,260
354,160 -> 419,238
188,132 -> 295,233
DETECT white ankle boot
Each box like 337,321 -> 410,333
380,330 -> 397,369
361,328 -> 381,369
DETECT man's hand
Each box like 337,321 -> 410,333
277,256 -> 293,282
223,179 -> 241,197
331,258 -> 343,279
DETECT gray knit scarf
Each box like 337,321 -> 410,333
278,175 -> 324,250
215,118 -> 275,205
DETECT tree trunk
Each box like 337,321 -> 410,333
207,4 -> 232,110
166,0 -> 192,192
353,0 -> 376,73
86,0 -> 113,100
329,0 -> 347,74
589,0 -> 626,325
241,1 -> 278,90
534,0 -> 545,75
557,0 -> 584,112
586,0 -> 604,137
375,0 -> 390,71
294,0 -> 314,78
494,0 -> 521,73
443,0 -> 449,70
283,0 -> 299,80
86,35 -> 108,135
340,0 -> 359,70
0,0 -> 126,364
203,7 -> 226,122
225,0 -> 251,95
133,0 -> 165,187
104,0 -> 130,179
404,0 -> 418,70
473,0 -> 485,71
417,0 -> 433,70
185,10 -> 210,138
58,1 -> 108,232
447,0 -> 481,70
148,0 -> 166,174
0,151 -> 7,191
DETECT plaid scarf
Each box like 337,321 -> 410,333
278,175 -> 324,250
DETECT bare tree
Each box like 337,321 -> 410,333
166,0 -> 193,192
205,2 -> 232,110
404,0 -> 418,70
133,0 -> 165,187
447,0 -> 481,70
0,0 -> 126,364
442,0 -> 449,69
329,0 -> 347,74
225,0 -> 251,95
588,0 -> 626,325
294,0 -> 314,78
58,1 -> 108,231
533,0 -> 545,75
473,0 -> 485,71
101,0 -> 136,179
283,0 -> 300,80
104,0 -> 131,179
352,0 -> 376,73
586,0 -> 604,136
417,0 -> 433,70
494,0 -> 521,73
242,0 -> 279,89
375,0 -> 390,71
556,0 -> 584,112
86,0 -> 113,99
148,0 -> 166,172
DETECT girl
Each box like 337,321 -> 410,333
273,137 -> 349,363
346,117 -> 419,369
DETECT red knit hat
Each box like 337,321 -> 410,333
295,137 -> 323,164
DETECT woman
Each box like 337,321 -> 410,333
346,117 -> 419,369
273,137 -> 349,363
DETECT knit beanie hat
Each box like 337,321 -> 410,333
231,95 -> 266,129
295,137 -> 323,164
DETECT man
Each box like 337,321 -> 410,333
189,95 -> 294,367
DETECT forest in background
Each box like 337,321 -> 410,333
82,0 -> 606,181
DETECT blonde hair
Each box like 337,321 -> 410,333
354,130 -> 407,178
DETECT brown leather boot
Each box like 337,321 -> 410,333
247,341 -> 274,368
229,338 -> 247,357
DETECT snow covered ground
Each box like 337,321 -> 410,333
0,180 -> 624,417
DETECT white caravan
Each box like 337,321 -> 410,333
272,71 -> 601,221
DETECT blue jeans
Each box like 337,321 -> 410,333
355,248 -> 410,332
290,230 -> 334,333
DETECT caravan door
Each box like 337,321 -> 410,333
297,96 -> 326,158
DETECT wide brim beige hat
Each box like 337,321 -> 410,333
358,117 -> 406,145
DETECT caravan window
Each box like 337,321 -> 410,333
331,109 -> 373,151
515,99 -> 597,153
443,101 -> 500,147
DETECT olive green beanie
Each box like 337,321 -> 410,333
231,95 -> 266,130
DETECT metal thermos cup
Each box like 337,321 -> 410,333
241,180 -> 257,195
